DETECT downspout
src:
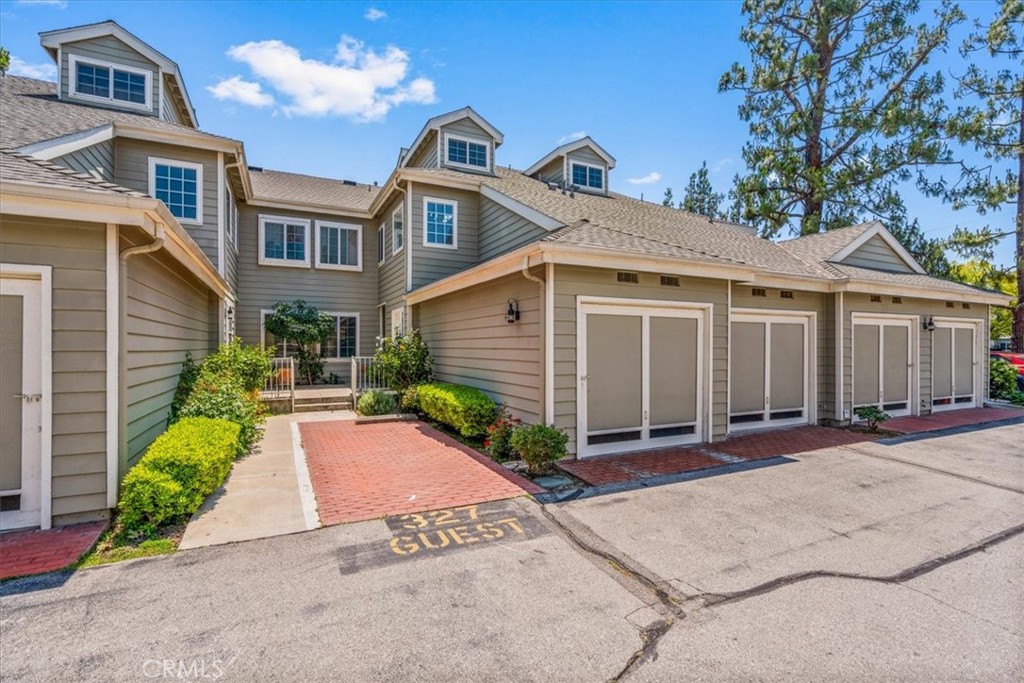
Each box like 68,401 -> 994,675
520,257 -> 547,423
118,226 -> 165,473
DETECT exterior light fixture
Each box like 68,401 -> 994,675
923,316 -> 936,332
505,298 -> 520,324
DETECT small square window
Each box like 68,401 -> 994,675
425,199 -> 457,248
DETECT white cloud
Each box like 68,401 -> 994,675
627,171 -> 662,185
16,0 -> 67,6
207,76 -> 275,107
557,130 -> 586,145
8,56 -> 57,81
364,7 -> 387,21
711,157 -> 735,173
219,35 -> 437,121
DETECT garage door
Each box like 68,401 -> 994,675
932,321 -> 979,411
729,313 -> 810,430
578,301 -> 706,457
853,316 -> 913,417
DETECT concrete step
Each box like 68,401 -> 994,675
294,401 -> 353,413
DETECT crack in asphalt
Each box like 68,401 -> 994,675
839,445 -> 1024,495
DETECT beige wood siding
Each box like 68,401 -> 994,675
535,158 -> 564,185
439,119 -> 494,174
842,294 -> 988,418
122,230 -> 217,465
840,235 -> 915,272
224,195 -> 239,295
378,194 -> 408,309
411,183 -> 479,290
234,205 -> 378,380
53,140 -> 115,181
1,217 -> 108,521
406,130 -> 439,168
478,196 -> 548,262
61,36 -> 159,117
416,271 -> 542,421
554,266 -> 728,455
114,139 -> 221,269
566,147 -> 607,167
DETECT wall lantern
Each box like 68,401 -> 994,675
922,316 -> 936,332
505,298 -> 520,324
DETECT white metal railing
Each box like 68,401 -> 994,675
350,356 -> 388,399
264,357 -> 295,412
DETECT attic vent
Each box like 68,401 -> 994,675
248,166 -> 264,172
870,295 -> 882,303
342,180 -> 357,186
962,303 -> 971,309
780,290 -> 794,299
617,271 -> 639,284
751,288 -> 767,298
946,301 -> 956,308
891,296 -> 903,304
660,275 -> 680,287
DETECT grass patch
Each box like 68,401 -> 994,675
76,522 -> 183,568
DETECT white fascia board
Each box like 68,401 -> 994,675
246,198 -> 371,220
16,125 -> 115,160
539,243 -> 759,281
838,279 -> 1009,305
479,185 -> 562,231
399,107 -> 504,169
113,123 -> 241,154
524,137 -> 617,177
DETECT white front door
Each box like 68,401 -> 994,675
853,315 -> 915,417
1,277 -> 44,530
932,320 -> 980,411
578,300 -> 707,458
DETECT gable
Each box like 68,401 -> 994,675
838,234 -> 915,273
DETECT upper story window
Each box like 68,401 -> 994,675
259,215 -> 310,268
69,55 -> 150,109
445,134 -> 489,170
392,206 -> 405,254
149,157 -> 203,224
316,221 -> 361,271
571,162 -> 605,191
424,198 -> 458,249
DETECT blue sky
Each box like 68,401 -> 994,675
0,0 -> 1014,266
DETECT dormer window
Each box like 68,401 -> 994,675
571,162 -> 605,191
445,134 -> 489,170
69,55 -> 150,109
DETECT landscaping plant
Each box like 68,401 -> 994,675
853,405 -> 891,432
990,358 -> 1020,400
197,339 -> 274,393
418,382 -> 497,438
357,389 -> 398,416
373,330 -> 435,398
400,384 -> 422,414
177,373 -> 266,454
263,300 -> 336,385
485,406 -> 522,462
169,351 -> 201,422
509,424 -> 568,476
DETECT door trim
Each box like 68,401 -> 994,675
729,309 -> 817,433
851,312 -> 918,419
0,263 -> 53,530
930,317 -> 983,412
576,296 -> 713,458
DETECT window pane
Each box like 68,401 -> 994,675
340,317 -> 357,357
113,70 -> 147,104
286,224 -> 305,260
588,167 -> 603,189
264,223 -> 285,260
571,164 -> 587,186
76,63 -> 109,97
426,202 -> 454,245
343,228 -> 359,265
447,139 -> 468,164
321,316 -> 339,358
378,227 -> 385,261
467,142 -> 487,167
393,211 -> 404,250
154,163 -> 199,221
320,226 -> 339,264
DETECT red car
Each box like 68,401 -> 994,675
990,351 -> 1024,391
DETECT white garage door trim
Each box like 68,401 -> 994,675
930,317 -> 983,412
851,312 -> 918,418
729,309 -> 816,433
576,296 -> 712,458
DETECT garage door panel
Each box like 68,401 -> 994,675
770,323 -> 804,411
731,322 -> 765,413
933,327 -> 952,398
854,324 -> 880,406
586,314 -> 642,432
954,328 -> 974,396
883,325 -> 909,403
650,317 -> 697,426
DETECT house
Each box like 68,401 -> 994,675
0,21 -> 1009,530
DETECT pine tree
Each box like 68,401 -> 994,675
662,187 -> 675,208
681,162 -> 724,219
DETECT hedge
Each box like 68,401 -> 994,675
418,382 -> 497,438
176,373 -> 266,454
118,417 -> 240,536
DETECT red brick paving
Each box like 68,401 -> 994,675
884,407 -> 1024,435
712,425 -> 879,459
299,420 -> 540,526
0,521 -> 106,580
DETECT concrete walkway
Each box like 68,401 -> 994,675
179,410 -> 353,549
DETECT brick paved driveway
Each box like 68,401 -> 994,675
0,521 -> 106,580
299,420 -> 541,526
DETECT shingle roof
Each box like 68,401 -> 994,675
248,167 -> 380,210
0,149 -> 146,197
776,221 -> 878,264
824,262 -> 1003,296
0,76 -> 237,150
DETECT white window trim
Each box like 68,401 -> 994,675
258,214 -> 311,268
378,223 -> 387,265
423,196 -> 459,250
443,133 -> 491,171
314,220 -> 363,272
148,156 -> 204,225
391,205 -> 405,255
570,161 -> 607,192
68,53 -> 152,111
322,311 -> 361,359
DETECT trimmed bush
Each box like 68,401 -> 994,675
118,418 -> 240,536
357,389 -> 398,416
197,339 -> 274,393
178,374 -> 266,454
400,385 -> 422,413
990,358 -> 1020,400
485,407 -> 522,462
418,383 -> 498,438
509,424 -> 568,475
373,330 -> 435,394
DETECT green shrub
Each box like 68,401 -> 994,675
357,389 -> 397,416
118,418 -> 240,536
400,385 -> 422,413
178,374 -> 266,454
990,358 -> 1020,400
262,301 -> 335,385
509,424 -> 568,475
485,407 -> 522,462
198,339 -> 274,393
853,405 -> 891,432
373,330 -> 435,394
169,352 -> 200,422
418,383 -> 498,438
